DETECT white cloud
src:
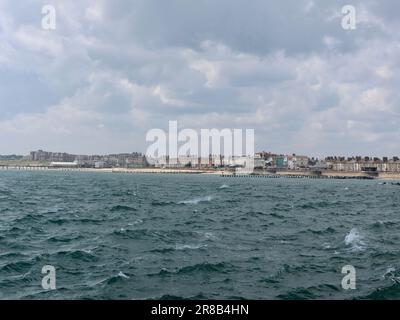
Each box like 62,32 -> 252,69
190,59 -> 221,88
1,0 -> 400,156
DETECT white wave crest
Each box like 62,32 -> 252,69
118,271 -> 130,279
383,267 -> 400,283
175,244 -> 207,250
344,228 -> 366,251
178,195 -> 213,205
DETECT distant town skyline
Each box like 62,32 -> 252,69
1,1 -> 400,156
3,149 -> 400,175
2,148 -> 400,160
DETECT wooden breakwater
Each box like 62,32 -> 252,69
220,173 -> 375,180
111,168 -> 208,174
0,166 -> 387,179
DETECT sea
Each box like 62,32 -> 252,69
0,170 -> 399,299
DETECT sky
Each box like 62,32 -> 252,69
0,0 -> 399,157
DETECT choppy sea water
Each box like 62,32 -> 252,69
1,170 -> 400,300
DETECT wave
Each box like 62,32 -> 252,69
148,293 -> 209,300
360,282 -> 400,299
219,184 -> 230,189
178,195 -> 213,205
47,218 -> 69,225
297,200 -> 346,210
277,283 -> 341,300
110,205 -> 137,212
149,247 -> 176,254
177,262 -> 234,275
103,272 -> 131,285
382,267 -> 400,284
175,244 -> 207,250
322,243 -> 332,249
344,228 -> 366,251
13,214 -> 45,224
370,220 -> 398,229
112,228 -> 155,240
153,294 -> 187,300
269,212 -> 285,219
0,271 -> 33,288
118,271 -> 130,279
128,219 -> 143,226
56,249 -> 98,262
203,232 -> 218,241
0,260 -> 34,273
0,252 -> 27,260
73,217 -> 105,224
300,227 -> 336,235
46,234 -> 84,243
151,200 -> 175,206
150,243 -> 207,253
276,288 -> 318,300
150,262 -> 234,277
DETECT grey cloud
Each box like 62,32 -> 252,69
0,0 -> 400,156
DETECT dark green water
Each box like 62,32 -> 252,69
0,170 -> 400,299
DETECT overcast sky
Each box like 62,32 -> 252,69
0,0 -> 399,157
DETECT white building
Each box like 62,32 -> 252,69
50,161 -> 78,168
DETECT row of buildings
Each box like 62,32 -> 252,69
30,150 -> 76,162
325,156 -> 400,172
117,152 -> 311,170
148,154 -> 264,169
28,150 -> 308,170
255,153 -> 400,172
29,150 -> 147,168
23,150 -> 400,172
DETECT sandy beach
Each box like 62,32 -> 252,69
1,165 -> 400,179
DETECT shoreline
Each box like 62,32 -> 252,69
1,166 -> 400,180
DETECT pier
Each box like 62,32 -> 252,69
0,165 -> 92,172
0,165 -> 49,170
